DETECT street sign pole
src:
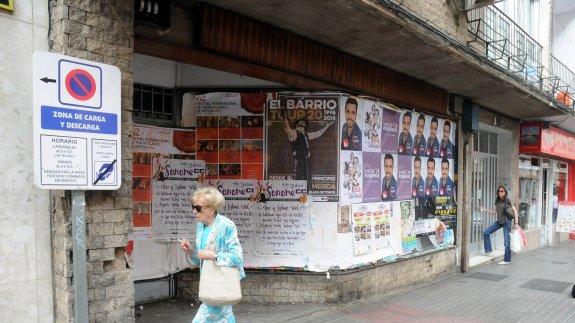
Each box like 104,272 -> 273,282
71,190 -> 88,323
33,51 -> 121,321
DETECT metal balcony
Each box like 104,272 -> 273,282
467,5 -> 574,110
551,55 -> 575,107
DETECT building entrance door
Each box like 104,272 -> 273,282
469,153 -> 499,257
541,160 -> 566,246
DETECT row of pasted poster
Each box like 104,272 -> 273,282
187,92 -> 457,239
188,92 -> 340,198
338,97 -> 456,205
340,98 -> 455,157
340,200 -> 455,256
127,92 -> 458,274
339,152 -> 455,203
130,123 -> 314,263
181,92 -> 457,204
129,124 -> 454,274
138,179 -> 312,268
131,125 -> 199,237
196,179 -> 312,268
130,123 -> 309,236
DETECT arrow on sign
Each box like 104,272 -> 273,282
40,77 -> 56,83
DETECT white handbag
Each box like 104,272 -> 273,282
198,226 -> 242,306
198,259 -> 242,306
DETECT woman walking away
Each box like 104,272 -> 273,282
180,187 -> 245,322
479,185 -> 519,265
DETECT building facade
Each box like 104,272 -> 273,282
1,0 -> 575,322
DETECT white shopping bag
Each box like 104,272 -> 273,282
511,229 -> 522,253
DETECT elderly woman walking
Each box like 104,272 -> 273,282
180,187 -> 245,322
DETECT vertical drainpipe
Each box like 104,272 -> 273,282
460,128 -> 473,273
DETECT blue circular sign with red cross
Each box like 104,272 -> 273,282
65,69 -> 96,101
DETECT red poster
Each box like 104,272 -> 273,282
519,122 -> 541,154
132,177 -> 151,202
195,93 -> 265,180
133,152 -> 152,177
197,116 -> 219,139
219,164 -> 242,179
242,140 -> 263,163
197,140 -> 219,163
206,164 -> 219,179
242,164 -> 264,179
219,140 -> 241,163
242,115 -> 264,139
172,130 -> 196,154
219,116 -> 241,138
133,202 -> 151,227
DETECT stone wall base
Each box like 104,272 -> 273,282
523,228 -> 541,251
176,247 -> 457,304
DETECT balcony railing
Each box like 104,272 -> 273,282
551,55 -> 575,98
467,5 -> 574,110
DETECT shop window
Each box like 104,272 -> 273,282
556,172 -> 567,202
519,164 -> 540,230
479,132 -> 489,153
133,84 -> 175,125
489,133 -> 498,154
473,130 -> 498,154
473,132 -> 479,152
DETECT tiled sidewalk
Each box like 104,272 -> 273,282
136,241 -> 575,322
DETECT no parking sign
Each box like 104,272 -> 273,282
33,52 -> 121,190
59,60 -> 102,108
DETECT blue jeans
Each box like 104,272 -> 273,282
483,219 -> 512,262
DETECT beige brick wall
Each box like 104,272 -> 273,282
48,0 -> 134,322
178,248 -> 458,304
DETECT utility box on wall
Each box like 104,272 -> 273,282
462,101 -> 479,132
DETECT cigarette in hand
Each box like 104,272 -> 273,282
177,239 -> 184,243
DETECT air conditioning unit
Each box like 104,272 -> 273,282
464,0 -> 503,10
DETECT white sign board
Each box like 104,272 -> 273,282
33,51 -> 122,190
557,201 -> 575,233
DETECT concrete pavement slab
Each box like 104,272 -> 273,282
136,241 -> 575,322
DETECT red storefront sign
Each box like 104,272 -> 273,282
520,122 -> 575,160
541,126 -> 575,160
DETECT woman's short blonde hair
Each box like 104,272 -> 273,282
191,187 -> 225,211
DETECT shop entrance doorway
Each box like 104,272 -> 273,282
541,160 -> 568,246
470,153 -> 499,256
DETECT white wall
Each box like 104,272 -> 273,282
553,10 -> 575,72
0,1 -> 53,322
134,54 -> 283,88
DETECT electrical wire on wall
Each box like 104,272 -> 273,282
105,0 -> 133,39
